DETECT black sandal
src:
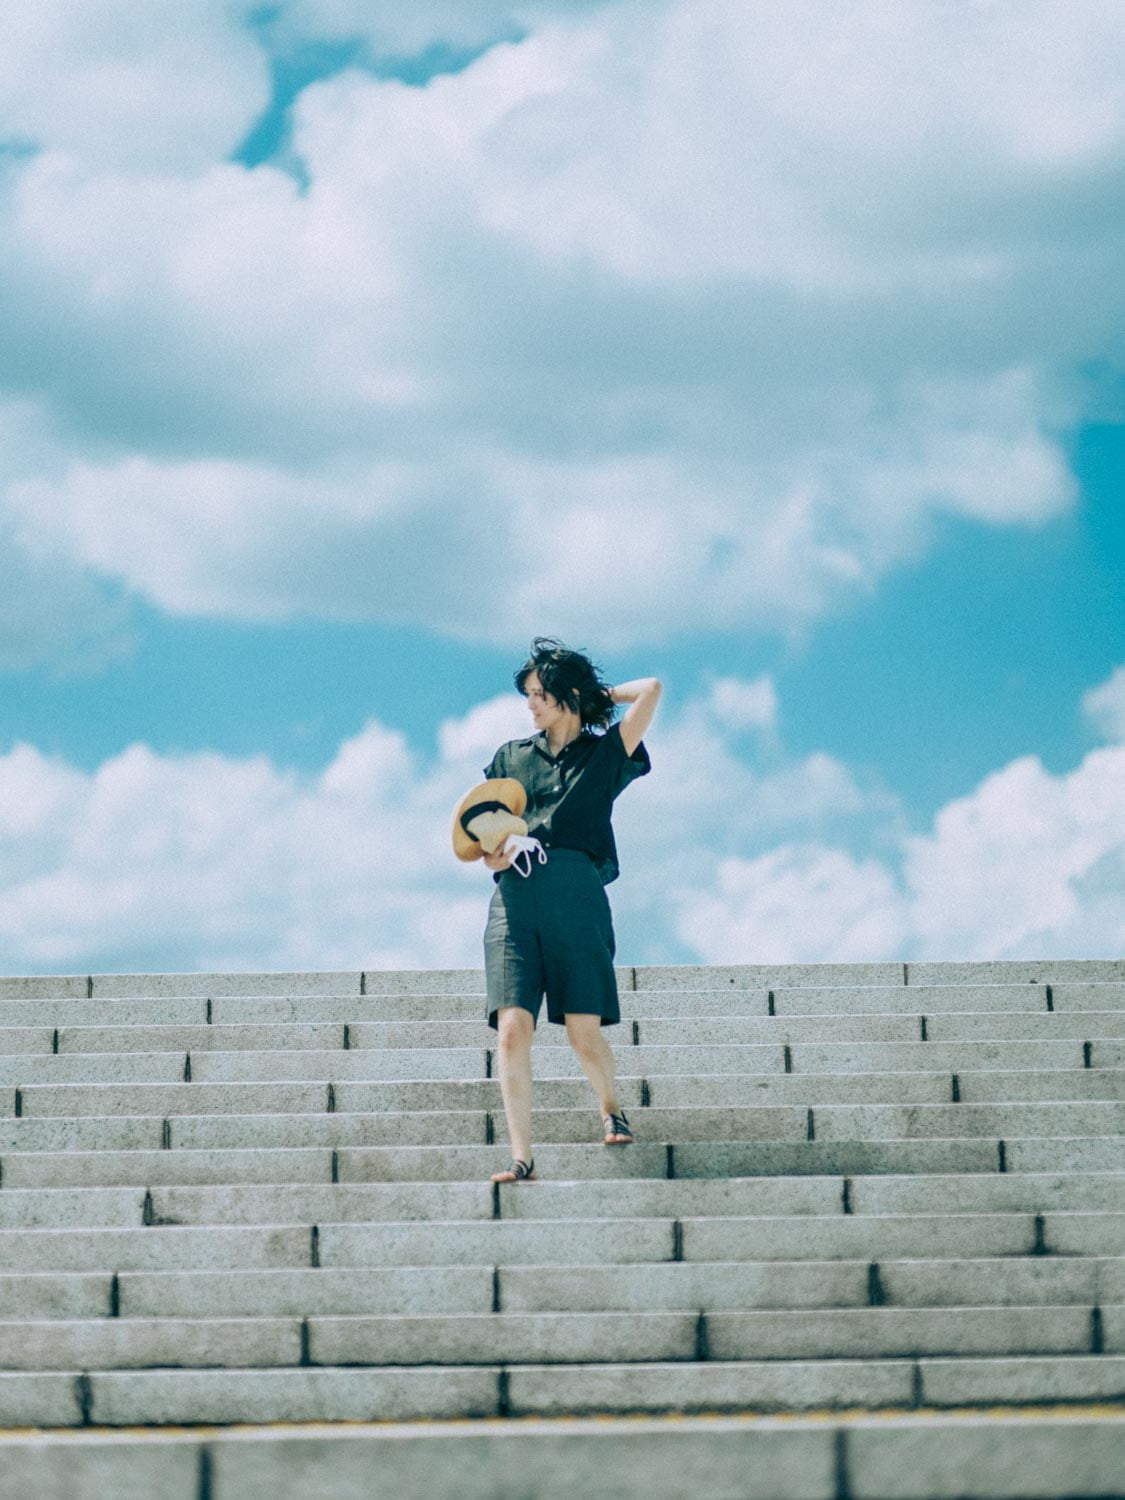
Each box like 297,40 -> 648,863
490,1157 -> 536,1183
603,1112 -> 634,1145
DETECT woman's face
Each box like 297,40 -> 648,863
524,669 -> 572,734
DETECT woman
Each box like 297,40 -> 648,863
481,637 -> 662,1183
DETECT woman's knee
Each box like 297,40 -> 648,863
496,1007 -> 534,1054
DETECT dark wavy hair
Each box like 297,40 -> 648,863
514,637 -> 617,730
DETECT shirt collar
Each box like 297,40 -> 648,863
520,728 -> 591,760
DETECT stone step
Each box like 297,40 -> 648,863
7,1253 -> 1118,1323
5,1410 -> 1125,1500
905,961 -> 1125,985
5,1267 -> 497,1321
0,1316 -> 304,1370
337,1137 -> 1004,1182
0,1303 -> 1115,1373
0,1116 -> 168,1152
321,1211 -> 1116,1266
0,1365 -> 499,1429
0,1209 -> 1118,1273
922,1011 -> 1125,1040
0,1110 -> 495,1153
956,1069 -> 1125,1101
0,972 -> 338,999
0,1224 -> 316,1272
0,1136 -> 1023,1183
4,1357 -> 1125,1432
20,1094 -> 1102,1148
9,1078 -> 662,1117
0,1000 -> 212,1030
681,1211 -> 1125,1261
2,981 -> 1119,1035
640,1014 -> 1125,1044
799,1100 -> 1125,1139
507,1099 -> 1125,1142
95,1067 -> 1125,1121
1008,1136 -> 1125,1171
513,1357 -> 1125,1417
4,962 -> 1122,999
7,1038 -> 1102,1087
5,1010 -> 1124,1058
640,961 -> 1125,987
0,1217 -> 674,1271
184,1039 -> 1113,1079
781,982 -> 1123,1014
201,981 -> 1091,1022
498,1255 -> 1125,1313
23,1172 -> 1080,1231
0,1146 -> 339,1187
1053,981 -> 1125,1011
6,1040 -> 1125,1102
496,1173 -> 1125,1222
643,1071 -> 1125,1107
0,1180 -> 517,1230
699,1305 -> 1111,1361
61,1023 -> 349,1053
0,1054 -> 192,1085
0,981 -> 1112,1037
1,1136 -> 1117,1189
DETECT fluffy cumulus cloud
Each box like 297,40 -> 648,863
1,0 -> 1121,655
0,679 -> 878,971
0,2 -> 269,170
678,848 -> 909,965
679,746 -> 1125,964
2,671 -> 1122,973
0,706 -> 511,974
0,398 -> 136,674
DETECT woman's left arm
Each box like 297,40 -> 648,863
610,678 -> 663,757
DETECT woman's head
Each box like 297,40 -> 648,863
515,637 -> 616,730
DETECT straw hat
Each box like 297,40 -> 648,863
452,778 -> 529,861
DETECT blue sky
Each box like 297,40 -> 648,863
0,0 -> 1123,975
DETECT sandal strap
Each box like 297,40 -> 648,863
508,1158 -> 534,1179
604,1112 -> 632,1136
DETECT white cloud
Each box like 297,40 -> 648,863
0,2 -> 269,171
677,847 -> 908,965
0,377 -> 1074,646
706,676 -> 778,733
0,721 -> 491,972
678,747 -> 1125,963
0,0 -> 1120,661
904,749 -> 1125,958
2,678 -> 1122,973
0,399 -> 136,674
1083,665 -> 1125,743
437,694 -> 529,766
0,682 -> 877,972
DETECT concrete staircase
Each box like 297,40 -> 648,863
0,959 -> 1123,1499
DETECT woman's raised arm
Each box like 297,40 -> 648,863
610,678 -> 662,756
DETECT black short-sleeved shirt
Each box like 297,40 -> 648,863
484,722 -> 651,885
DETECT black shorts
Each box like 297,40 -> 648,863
484,849 -> 620,1030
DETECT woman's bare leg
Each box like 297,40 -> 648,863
494,1006 -> 535,1170
564,1013 -> 625,1125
